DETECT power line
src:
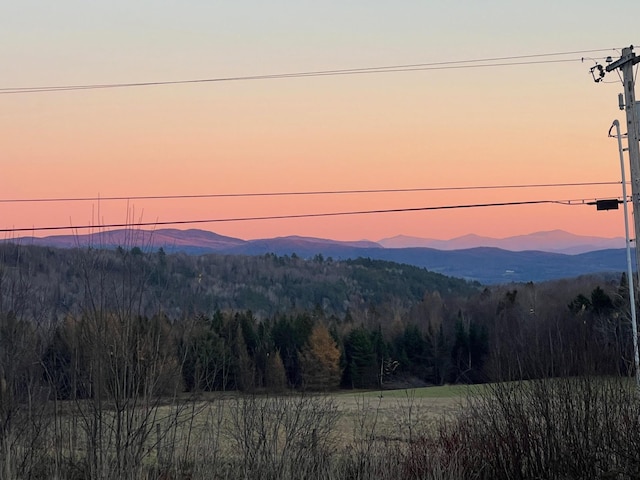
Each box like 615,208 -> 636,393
0,181 -> 621,204
0,60 -> 584,94
0,197 -> 607,234
0,48 -> 618,95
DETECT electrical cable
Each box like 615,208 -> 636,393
0,197 -> 613,234
0,48 -> 618,95
0,181 -> 622,204
0,46 -> 629,235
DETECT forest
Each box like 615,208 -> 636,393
0,241 -> 637,479
0,241 -> 630,393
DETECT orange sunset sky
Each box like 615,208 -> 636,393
2,2 -> 640,242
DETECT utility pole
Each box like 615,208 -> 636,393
605,46 -> 640,390
606,46 -> 640,274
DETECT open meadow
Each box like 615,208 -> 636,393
17,385 -> 471,480
6,371 -> 640,480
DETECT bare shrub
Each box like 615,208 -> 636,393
0,245 -> 55,480
401,435 -> 469,480
224,393 -> 341,479
439,376 -> 640,479
169,399 -> 228,480
42,235 -> 199,480
0,311 -> 52,479
344,394 -> 383,477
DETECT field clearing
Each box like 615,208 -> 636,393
27,386 -> 472,479
351,384 -> 480,398
331,386 -> 474,443
111,385 -> 472,459
15,379 -> 640,479
172,385 -> 474,450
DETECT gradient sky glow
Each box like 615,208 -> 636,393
2,1 -> 640,241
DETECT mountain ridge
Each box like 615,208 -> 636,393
5,228 -> 633,284
378,229 -> 625,254
11,228 -> 625,255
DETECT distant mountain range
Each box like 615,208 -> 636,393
378,230 -> 625,254
5,229 -> 633,285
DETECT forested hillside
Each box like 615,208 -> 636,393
0,243 -> 478,320
0,242 -> 632,391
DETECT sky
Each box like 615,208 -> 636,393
2,1 -> 640,242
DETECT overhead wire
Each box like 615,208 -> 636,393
0,197 -> 617,234
0,46 -> 629,235
0,181 -> 622,204
0,48 -> 619,95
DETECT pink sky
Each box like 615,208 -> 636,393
1,2 -> 638,242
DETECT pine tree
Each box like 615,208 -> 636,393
264,349 -> 288,391
232,323 -> 254,391
342,327 -> 377,389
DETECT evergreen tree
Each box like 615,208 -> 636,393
401,324 -> 429,380
451,313 -> 488,383
271,314 -> 314,387
180,316 -> 228,391
232,323 -> 254,391
264,349 -> 288,391
342,327 -> 377,389
430,322 -> 451,385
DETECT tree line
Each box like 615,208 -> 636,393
1,241 -> 633,400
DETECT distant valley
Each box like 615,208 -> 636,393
6,228 -> 632,285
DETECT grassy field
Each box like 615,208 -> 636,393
8,385 -> 471,479
11,379 -> 640,479
351,384 -> 478,398
120,385 -> 472,463
332,385 -> 473,444
173,385 -> 473,453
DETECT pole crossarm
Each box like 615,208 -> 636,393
606,46 -> 640,72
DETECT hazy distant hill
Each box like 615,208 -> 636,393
14,228 -> 246,253
379,230 -> 626,254
360,247 -> 634,284
8,228 -> 634,284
